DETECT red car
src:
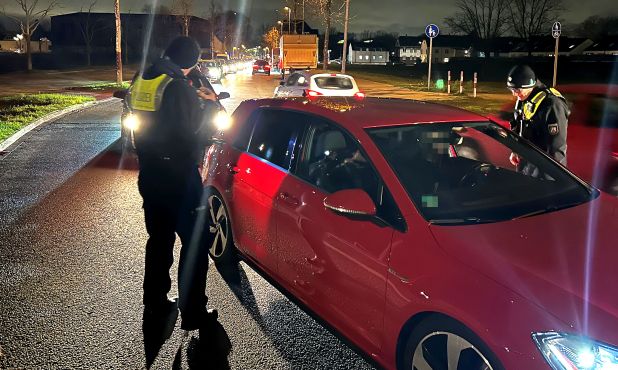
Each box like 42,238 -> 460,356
252,59 -> 271,76
492,84 -> 618,196
203,97 -> 618,370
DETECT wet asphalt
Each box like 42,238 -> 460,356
0,72 -> 376,370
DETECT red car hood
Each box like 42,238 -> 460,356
430,193 -> 618,344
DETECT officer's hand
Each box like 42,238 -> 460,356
509,152 -> 520,166
197,87 -> 217,102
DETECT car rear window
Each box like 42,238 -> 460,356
314,76 -> 354,90
256,60 -> 268,66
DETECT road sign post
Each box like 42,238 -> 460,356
552,21 -> 561,87
473,72 -> 478,97
447,70 -> 451,94
459,71 -> 464,94
425,24 -> 439,90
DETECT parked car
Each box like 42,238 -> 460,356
199,59 -> 224,83
202,96 -> 618,370
115,69 -> 230,151
252,59 -> 271,75
274,71 -> 362,98
490,84 -> 618,195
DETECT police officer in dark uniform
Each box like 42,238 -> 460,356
127,36 -> 219,331
507,65 -> 570,175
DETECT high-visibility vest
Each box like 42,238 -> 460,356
522,87 -> 565,121
128,74 -> 173,112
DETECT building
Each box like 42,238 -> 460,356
507,37 -> 593,57
0,38 -> 51,53
50,12 -> 223,63
396,36 -> 424,64
347,41 -> 389,65
583,36 -> 618,56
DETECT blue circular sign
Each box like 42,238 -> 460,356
425,24 -> 439,38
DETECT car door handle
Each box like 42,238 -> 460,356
279,192 -> 299,206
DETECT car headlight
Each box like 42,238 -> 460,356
209,69 -> 221,78
533,332 -> 618,370
122,113 -> 139,131
214,110 -> 231,131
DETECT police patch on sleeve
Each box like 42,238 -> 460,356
548,123 -> 559,136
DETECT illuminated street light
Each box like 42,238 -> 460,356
277,20 -> 283,35
283,7 -> 291,34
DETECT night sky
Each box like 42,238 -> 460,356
3,0 -> 617,36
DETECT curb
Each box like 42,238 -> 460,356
0,97 -> 116,153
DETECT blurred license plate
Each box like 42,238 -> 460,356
259,69 -> 264,72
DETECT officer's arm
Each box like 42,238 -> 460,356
543,99 -> 569,165
162,80 -> 202,145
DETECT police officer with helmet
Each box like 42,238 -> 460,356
507,65 -> 570,174
127,36 -> 219,331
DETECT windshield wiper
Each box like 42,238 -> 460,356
512,201 -> 584,220
429,217 -> 498,225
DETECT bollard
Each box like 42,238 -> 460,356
459,71 -> 464,94
447,70 -> 451,94
473,72 -> 478,98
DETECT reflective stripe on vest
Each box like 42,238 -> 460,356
128,74 -> 173,112
523,91 -> 547,120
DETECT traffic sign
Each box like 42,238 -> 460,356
552,22 -> 561,38
425,24 -> 439,39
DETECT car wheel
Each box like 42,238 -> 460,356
401,315 -> 503,370
206,190 -> 236,265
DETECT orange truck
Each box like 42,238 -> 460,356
279,34 -> 319,70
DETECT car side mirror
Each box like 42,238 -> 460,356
113,89 -> 127,100
279,81 -> 285,86
324,189 -> 377,218
218,92 -> 231,100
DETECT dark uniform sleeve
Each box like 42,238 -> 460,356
541,96 -> 569,165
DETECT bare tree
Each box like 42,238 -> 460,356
263,26 -> 280,51
444,0 -> 509,56
114,0 -> 122,84
3,0 -> 59,71
172,0 -> 193,37
74,0 -> 103,66
307,0 -> 343,70
507,0 -> 562,55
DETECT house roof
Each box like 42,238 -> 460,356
586,36 -> 618,51
397,36 -> 424,47
349,42 -> 388,52
510,36 -> 591,53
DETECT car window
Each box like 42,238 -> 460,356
368,122 -> 594,224
295,119 -> 403,229
286,73 -> 300,86
232,111 -> 257,151
256,60 -> 268,66
314,76 -> 354,90
247,109 -> 307,170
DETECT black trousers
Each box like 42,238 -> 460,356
138,162 -> 210,319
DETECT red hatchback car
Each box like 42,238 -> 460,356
202,97 -> 618,370
492,84 -> 618,196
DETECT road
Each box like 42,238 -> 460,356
0,71 -> 376,369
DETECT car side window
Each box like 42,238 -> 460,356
296,122 -> 380,200
232,111 -> 258,151
247,109 -> 307,170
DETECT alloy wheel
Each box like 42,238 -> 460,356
207,194 -> 229,258
412,331 -> 493,370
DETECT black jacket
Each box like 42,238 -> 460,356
134,58 -> 217,168
511,82 -> 570,165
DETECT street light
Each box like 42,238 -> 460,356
284,6 -> 291,34
277,20 -> 283,35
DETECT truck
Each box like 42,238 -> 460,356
279,34 -> 319,70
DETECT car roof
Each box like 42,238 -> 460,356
557,84 -> 618,98
239,97 -> 487,129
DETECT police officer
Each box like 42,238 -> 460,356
507,65 -> 570,172
127,36 -> 219,331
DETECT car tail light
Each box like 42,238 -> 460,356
612,151 -> 618,159
353,91 -> 365,100
265,65 -> 271,69
253,65 -> 258,69
306,90 -> 323,97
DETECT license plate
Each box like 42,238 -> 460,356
259,69 -> 264,72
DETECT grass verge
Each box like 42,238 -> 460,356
68,81 -> 130,92
0,93 -> 95,143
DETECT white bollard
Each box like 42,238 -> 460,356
459,71 -> 464,94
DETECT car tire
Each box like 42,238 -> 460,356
267,72 -> 271,76
400,315 -> 504,370
205,188 -> 236,266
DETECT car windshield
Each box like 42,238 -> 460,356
314,76 -> 354,90
256,60 -> 268,66
367,122 -> 596,224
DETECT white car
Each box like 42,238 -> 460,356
274,72 -> 363,98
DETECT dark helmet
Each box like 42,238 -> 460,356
507,65 -> 536,88
164,36 -> 201,69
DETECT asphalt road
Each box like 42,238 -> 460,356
0,71 -> 376,370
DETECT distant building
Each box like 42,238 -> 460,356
584,36 -> 618,56
397,35 -> 475,64
507,37 -> 593,57
50,12 -> 223,63
347,41 -> 389,65
0,38 -> 51,54
396,36 -> 424,64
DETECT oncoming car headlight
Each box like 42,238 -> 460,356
533,332 -> 618,370
122,113 -> 140,131
214,110 -> 231,131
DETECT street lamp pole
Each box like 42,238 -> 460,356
284,7 -> 291,34
341,0 -> 350,74
302,0 -> 305,34
278,20 -> 283,36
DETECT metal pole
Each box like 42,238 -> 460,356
427,37 -> 433,89
552,36 -> 559,87
341,0 -> 350,74
288,9 -> 291,34
473,72 -> 477,97
114,0 -> 122,84
302,0 -> 305,34
447,70 -> 451,94
459,71 -> 464,94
